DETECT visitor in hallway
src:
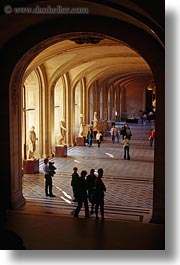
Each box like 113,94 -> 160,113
71,167 -> 80,202
110,125 -> 116,143
94,168 -> 106,221
87,128 -> 93,147
116,127 -> 121,143
74,170 -> 89,218
123,135 -> 130,160
86,168 -> 97,215
43,158 -> 56,197
96,130 -> 102,148
123,122 -> 132,140
148,128 -> 155,147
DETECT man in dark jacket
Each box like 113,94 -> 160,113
86,169 -> 97,215
94,168 -> 106,221
74,170 -> 89,218
71,167 -> 80,202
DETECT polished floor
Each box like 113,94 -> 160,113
4,121 -> 165,250
22,121 -> 155,223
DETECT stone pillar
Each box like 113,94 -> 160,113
9,76 -> 26,209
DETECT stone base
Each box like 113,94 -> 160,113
55,145 -> 67,157
23,159 -> 39,174
76,136 -> 86,146
126,118 -> 138,123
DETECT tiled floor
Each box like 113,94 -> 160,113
22,122 -> 155,223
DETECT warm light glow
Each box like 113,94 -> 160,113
60,196 -> 72,204
62,190 -> 72,199
147,81 -> 156,92
105,152 -> 114,158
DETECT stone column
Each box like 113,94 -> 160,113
9,78 -> 26,209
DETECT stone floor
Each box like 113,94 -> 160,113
22,122 -> 155,223
4,121 -> 164,250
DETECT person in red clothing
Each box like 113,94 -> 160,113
148,129 -> 155,147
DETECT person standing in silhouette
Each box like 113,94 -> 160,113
94,168 -> 106,221
71,167 -> 80,202
74,170 -> 89,218
86,168 -> 97,215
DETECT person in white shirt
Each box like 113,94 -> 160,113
43,158 -> 56,197
110,125 -> 116,143
96,130 -> 102,148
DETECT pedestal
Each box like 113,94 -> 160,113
23,159 -> 39,174
76,136 -> 86,146
55,145 -> 67,157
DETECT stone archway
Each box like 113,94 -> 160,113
2,15 -> 164,223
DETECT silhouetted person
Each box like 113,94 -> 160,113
74,170 -> 89,218
71,167 -> 80,202
94,168 -> 106,221
86,169 -> 97,215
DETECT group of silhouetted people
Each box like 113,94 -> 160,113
71,167 -> 106,221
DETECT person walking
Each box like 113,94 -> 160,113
96,130 -> 102,148
42,158 -> 56,197
148,129 -> 155,147
123,135 -> 130,160
74,170 -> 89,218
71,167 -> 80,202
86,169 -> 97,215
94,168 -> 106,221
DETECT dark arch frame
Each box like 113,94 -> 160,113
0,14 -> 164,223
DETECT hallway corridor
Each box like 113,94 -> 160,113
22,122 -> 155,223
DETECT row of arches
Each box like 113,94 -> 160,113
22,60 -> 151,160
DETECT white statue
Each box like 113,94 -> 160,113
93,112 -> 98,132
28,126 -> 38,159
58,118 -> 67,145
78,114 -> 83,137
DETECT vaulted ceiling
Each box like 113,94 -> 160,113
0,0 -> 164,89
25,35 -> 153,90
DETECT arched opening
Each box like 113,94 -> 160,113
2,14 -> 163,223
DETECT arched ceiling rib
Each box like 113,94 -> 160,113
25,35 -> 154,89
